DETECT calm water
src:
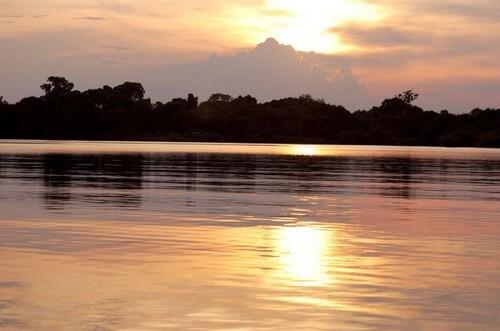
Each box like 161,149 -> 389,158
0,140 -> 500,331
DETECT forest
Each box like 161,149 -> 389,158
1,76 -> 499,147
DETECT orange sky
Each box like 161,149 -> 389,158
1,0 -> 500,111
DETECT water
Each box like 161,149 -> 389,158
0,140 -> 499,331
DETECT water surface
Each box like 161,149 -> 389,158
0,140 -> 499,331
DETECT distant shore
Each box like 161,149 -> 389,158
1,77 -> 499,148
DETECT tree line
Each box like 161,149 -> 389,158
0,76 -> 499,147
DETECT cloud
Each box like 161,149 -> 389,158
328,23 -> 498,62
258,8 -> 292,17
138,38 -> 370,109
0,14 -> 22,18
76,16 -> 106,21
1,0 -> 500,112
101,45 -> 135,51
0,14 -> 21,24
0,281 -> 24,288
330,25 -> 427,48
406,1 -> 500,22
324,0 -> 500,70
368,0 -> 500,20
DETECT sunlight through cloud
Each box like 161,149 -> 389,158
264,0 -> 382,53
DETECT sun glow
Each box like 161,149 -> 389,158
277,227 -> 331,286
291,145 -> 320,156
264,0 -> 381,53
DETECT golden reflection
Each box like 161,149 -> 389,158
290,145 -> 320,156
277,226 -> 330,286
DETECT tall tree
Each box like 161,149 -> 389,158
396,90 -> 419,105
40,77 -> 75,97
187,93 -> 199,110
113,82 -> 145,101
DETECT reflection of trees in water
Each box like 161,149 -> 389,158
146,154 -> 354,196
42,155 -> 73,210
40,154 -> 144,210
255,156 -> 350,195
147,154 -> 353,196
1,152 -> 499,212
377,157 -> 417,199
160,154 -> 500,200
147,154 -> 259,194
47,154 -> 500,209
374,157 -> 500,200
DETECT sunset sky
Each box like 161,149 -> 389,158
1,0 -> 499,111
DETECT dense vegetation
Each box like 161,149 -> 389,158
1,77 -> 499,147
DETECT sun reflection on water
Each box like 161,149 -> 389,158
277,226 -> 331,286
290,145 -> 320,156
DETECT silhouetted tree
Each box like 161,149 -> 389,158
299,94 -> 326,104
2,77 -> 499,147
380,97 -> 412,111
208,93 -> 233,103
232,95 -> 257,106
82,86 -> 111,110
113,82 -> 145,101
169,97 -> 189,108
187,93 -> 199,110
153,101 -> 164,110
396,90 -> 419,105
40,76 -> 75,97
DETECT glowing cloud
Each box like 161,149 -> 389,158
262,0 -> 382,53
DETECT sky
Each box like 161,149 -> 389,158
1,0 -> 499,111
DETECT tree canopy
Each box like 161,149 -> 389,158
1,77 -> 499,148
208,93 -> 233,103
40,76 -> 75,97
396,90 -> 419,105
